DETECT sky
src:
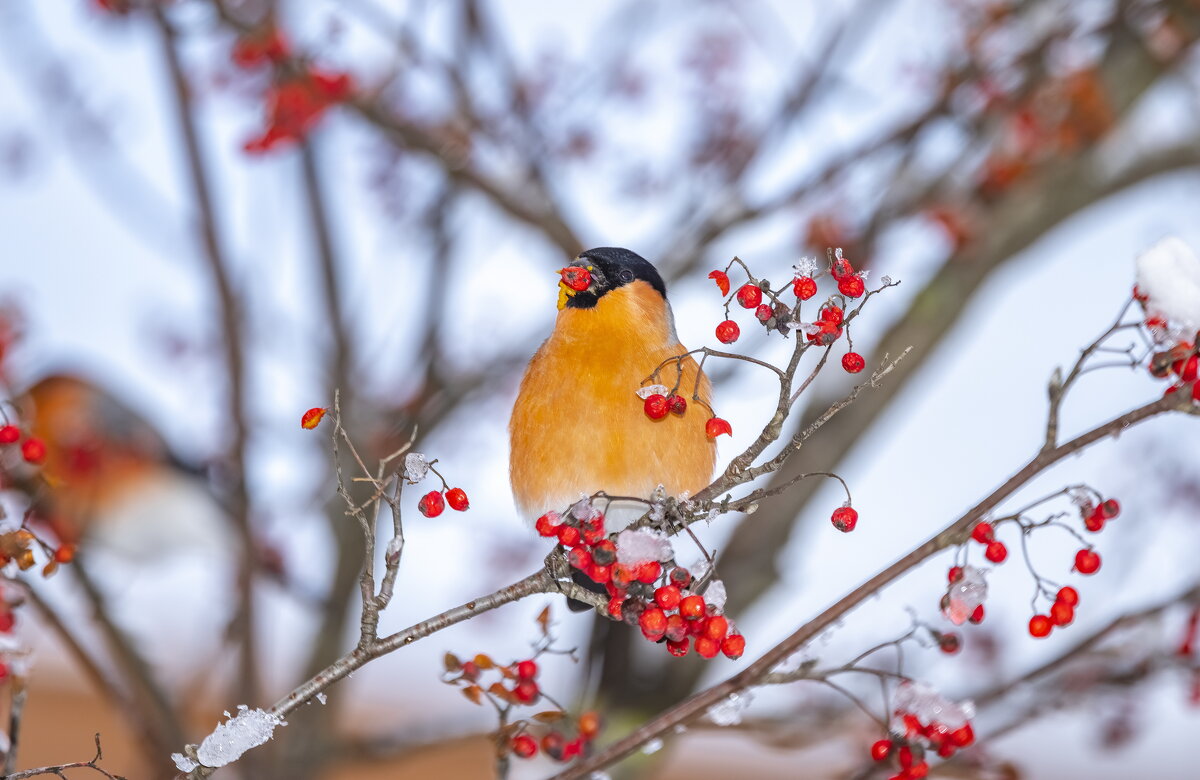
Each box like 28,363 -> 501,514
1,1 -> 1199,778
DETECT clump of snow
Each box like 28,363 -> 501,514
641,737 -> 664,755
172,753 -> 198,772
794,257 -> 819,277
704,580 -> 727,613
636,384 -> 670,399
1136,237 -> 1200,335
707,690 -> 754,726
402,453 -> 431,484
571,497 -> 600,522
787,321 -> 822,335
616,528 -> 674,564
894,681 -> 974,730
316,692 -> 327,705
942,565 -> 987,626
881,275 -> 894,285
196,706 -> 285,768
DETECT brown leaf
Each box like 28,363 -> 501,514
536,606 -> 551,636
488,682 -> 513,703
473,653 -> 495,669
462,685 -> 483,705
443,652 -> 462,673
533,710 -> 567,723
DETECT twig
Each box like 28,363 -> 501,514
2,733 -> 125,780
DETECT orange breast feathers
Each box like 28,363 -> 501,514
509,280 -> 717,522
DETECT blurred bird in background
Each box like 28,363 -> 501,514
509,246 -> 716,555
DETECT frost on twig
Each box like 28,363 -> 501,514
175,706 -> 285,772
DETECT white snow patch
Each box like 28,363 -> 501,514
403,453 -> 431,484
704,580 -> 727,613
636,384 -> 670,399
794,256 -> 819,277
893,681 -> 973,730
641,737 -> 664,755
616,528 -> 674,564
172,753 -> 199,772
707,690 -> 754,726
1136,237 -> 1200,335
196,706 -> 285,768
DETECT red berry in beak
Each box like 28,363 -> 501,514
559,266 -> 592,291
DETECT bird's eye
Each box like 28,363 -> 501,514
619,269 -> 634,283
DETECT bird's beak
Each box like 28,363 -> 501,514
556,265 -> 594,310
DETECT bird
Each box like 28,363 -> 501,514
509,248 -> 717,604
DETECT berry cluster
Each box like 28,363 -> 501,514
869,683 -> 975,779
1029,586 -> 1079,638
418,487 -> 469,517
638,382 -> 731,440
0,424 -> 47,466
968,521 -> 1008,563
708,251 -> 873,377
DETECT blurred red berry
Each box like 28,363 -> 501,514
1050,600 -> 1074,626
984,540 -> 1007,563
971,521 -> 994,543
511,734 -> 538,759
948,566 -> 963,583
1075,549 -> 1101,574
513,679 -> 539,704
300,407 -> 327,430
969,604 -> 985,624
0,425 -> 18,444
516,659 -> 538,679
870,739 -> 893,761
21,438 -> 46,464
939,632 -> 961,654
1029,614 -> 1052,637
1100,498 -> 1120,519
1056,586 -> 1079,606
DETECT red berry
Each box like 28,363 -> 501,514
460,661 -> 479,681
838,275 -> 865,298
948,566 -> 964,583
513,679 -> 539,704
898,745 -> 913,769
668,395 -> 687,415
831,256 -> 854,279
1100,498 -> 1120,519
1083,509 -> 1105,533
831,506 -> 858,533
639,607 -> 668,640
694,636 -> 720,658
0,612 -> 14,633
445,487 -> 469,511
1056,586 -> 1079,606
1075,549 -> 1101,574
54,545 -> 76,564
568,547 -> 593,571
703,615 -> 729,642
1029,614 -> 1052,638
949,723 -> 975,747
540,731 -> 565,760
535,512 -> 561,537
669,567 -> 692,587
793,276 -> 817,300
589,563 -> 612,583
581,517 -> 606,545
633,561 -> 661,584
607,595 -> 624,620
984,540 -> 1007,563
679,594 -> 706,619
559,266 -> 592,291
611,563 -> 634,588
591,539 -> 617,565
0,425 -> 18,444
755,303 -> 773,322
715,320 -> 740,344
708,270 -> 731,296
578,710 -> 602,739
417,490 -> 445,517
655,585 -> 682,611
516,659 -> 538,679
721,633 -> 745,659
666,638 -> 689,657
511,734 -> 538,759
870,739 -> 893,761
969,604 -> 985,624
1050,600 -> 1074,627
705,417 -> 732,438
970,521 -> 994,543
20,438 -> 46,465
939,632 -> 961,654
300,407 -> 327,430
665,613 -> 688,642
819,304 -> 844,325
643,394 -> 670,420
736,283 -> 763,309
841,352 -> 865,373
557,524 -> 582,547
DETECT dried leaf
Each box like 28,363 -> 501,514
473,653 -> 495,669
488,682 -> 512,703
533,710 -> 567,723
536,606 -> 551,636
462,685 -> 483,706
443,652 -> 462,673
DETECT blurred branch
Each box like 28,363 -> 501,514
3,733 -> 125,780
150,0 -> 262,737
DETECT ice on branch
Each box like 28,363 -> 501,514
943,565 -> 987,626
794,256 -> 819,277
636,384 -> 670,399
894,681 -> 974,731
571,496 -> 601,522
172,754 -> 198,773
706,690 -> 754,726
704,579 -> 727,613
615,528 -> 674,564
195,706 -> 285,768
403,452 -> 431,484
1136,237 -> 1200,334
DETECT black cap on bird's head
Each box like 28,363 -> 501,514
557,247 -> 667,310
